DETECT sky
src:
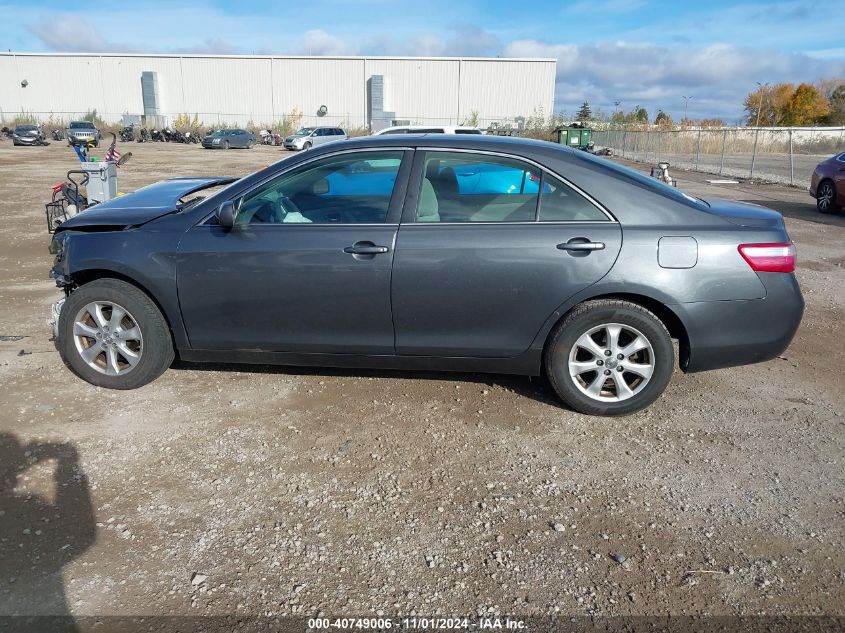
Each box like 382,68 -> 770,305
2,0 -> 844,122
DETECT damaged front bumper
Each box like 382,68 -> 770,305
48,297 -> 65,341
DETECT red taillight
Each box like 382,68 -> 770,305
738,242 -> 796,273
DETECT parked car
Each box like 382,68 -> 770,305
11,124 -> 45,146
809,152 -> 845,213
66,121 -> 100,147
47,136 -> 804,416
374,125 -> 482,135
284,127 -> 346,151
202,129 -> 255,149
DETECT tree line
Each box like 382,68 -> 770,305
743,79 -> 845,126
566,77 -> 845,129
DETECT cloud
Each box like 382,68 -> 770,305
503,39 -> 845,120
286,29 -> 354,56
27,16 -> 137,53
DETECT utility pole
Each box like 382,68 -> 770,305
682,96 -> 692,125
755,81 -> 769,127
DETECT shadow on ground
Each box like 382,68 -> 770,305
0,433 -> 95,632
172,361 -> 563,408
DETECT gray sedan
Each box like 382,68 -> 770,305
48,135 -> 803,415
202,128 -> 255,149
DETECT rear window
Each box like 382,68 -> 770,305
573,150 -> 707,208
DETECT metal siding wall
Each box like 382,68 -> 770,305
364,58 -> 460,125
459,60 -> 556,124
180,57 -> 273,124
97,56 -> 184,119
0,55 -> 555,129
271,58 -> 366,128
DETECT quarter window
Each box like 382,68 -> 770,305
539,173 -> 607,222
236,151 -> 404,225
415,152 -> 540,223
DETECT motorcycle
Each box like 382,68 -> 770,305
120,126 -> 135,142
150,128 -> 164,142
52,129 -> 65,141
137,128 -> 149,142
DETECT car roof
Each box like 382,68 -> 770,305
323,133 -> 564,155
377,125 -> 479,133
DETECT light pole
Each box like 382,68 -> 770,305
755,81 -> 769,127
682,96 -> 693,125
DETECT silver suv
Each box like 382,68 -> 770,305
284,127 -> 347,151
66,121 -> 101,147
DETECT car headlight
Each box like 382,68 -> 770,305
212,138 -> 221,144
49,231 -> 69,256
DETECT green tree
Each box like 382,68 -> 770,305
654,110 -> 672,126
826,84 -> 845,125
576,101 -> 592,122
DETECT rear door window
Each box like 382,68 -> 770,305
414,151 -> 540,223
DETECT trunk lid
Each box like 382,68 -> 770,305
702,198 -> 786,229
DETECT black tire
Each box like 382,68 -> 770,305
816,180 -> 838,214
58,279 -> 174,390
544,299 -> 674,416
303,141 -> 311,150
223,140 -> 230,150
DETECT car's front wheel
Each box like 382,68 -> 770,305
816,180 -> 838,213
545,300 -> 674,416
58,279 -> 174,389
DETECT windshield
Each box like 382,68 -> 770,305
16,125 -> 37,132
69,121 -> 95,129
210,130 -> 227,137
294,128 -> 314,136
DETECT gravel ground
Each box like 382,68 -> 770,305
0,141 -> 843,621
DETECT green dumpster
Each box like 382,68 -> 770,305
555,126 -> 592,150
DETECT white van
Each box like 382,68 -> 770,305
374,125 -> 482,135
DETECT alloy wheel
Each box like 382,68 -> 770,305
73,301 -> 143,376
568,323 -> 655,402
818,183 -> 833,211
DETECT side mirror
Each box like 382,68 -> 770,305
216,200 -> 238,228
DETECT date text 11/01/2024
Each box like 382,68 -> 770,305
307,617 -> 527,630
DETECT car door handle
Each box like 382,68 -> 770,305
343,243 -> 389,255
556,240 -> 605,251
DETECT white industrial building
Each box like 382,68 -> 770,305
0,53 -> 556,130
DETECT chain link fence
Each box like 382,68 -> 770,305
592,126 -> 845,188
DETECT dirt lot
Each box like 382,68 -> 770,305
0,140 -> 843,622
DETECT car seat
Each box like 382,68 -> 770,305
416,178 -> 440,222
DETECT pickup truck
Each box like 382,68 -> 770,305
66,121 -> 101,147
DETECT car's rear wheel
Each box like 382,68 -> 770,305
545,300 -> 674,416
816,180 -> 838,213
58,279 -> 174,390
